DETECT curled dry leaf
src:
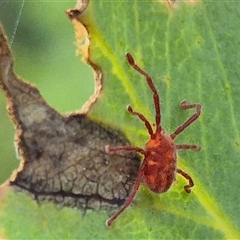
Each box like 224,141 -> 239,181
66,3 -> 103,113
0,25 -> 140,211
66,2 -> 90,63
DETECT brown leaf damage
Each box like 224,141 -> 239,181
0,25 -> 140,211
66,3 -> 103,114
66,6 -> 89,63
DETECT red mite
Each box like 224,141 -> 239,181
106,53 -> 202,227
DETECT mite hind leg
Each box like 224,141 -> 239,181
177,169 -> 194,193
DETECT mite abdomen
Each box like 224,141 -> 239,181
144,156 -> 176,193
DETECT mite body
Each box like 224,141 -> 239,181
144,132 -> 176,193
106,53 -> 201,226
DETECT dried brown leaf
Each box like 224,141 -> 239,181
0,25 -> 140,211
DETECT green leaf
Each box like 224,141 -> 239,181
78,0 -> 240,238
1,0 -> 240,239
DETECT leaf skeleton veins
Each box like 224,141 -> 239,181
0,26 -> 140,211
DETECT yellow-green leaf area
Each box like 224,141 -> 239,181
0,187 -> 112,239
0,186 -> 225,239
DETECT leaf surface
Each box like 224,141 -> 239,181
76,0 -> 240,238
0,0 -> 240,239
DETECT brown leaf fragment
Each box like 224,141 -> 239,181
66,7 -> 89,63
0,25 -> 140,211
75,0 -> 89,13
66,5 -> 103,113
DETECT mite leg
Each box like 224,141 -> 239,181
126,53 -> 161,132
106,163 -> 145,227
177,169 -> 194,193
127,105 -> 154,136
105,145 -> 145,155
170,100 -> 201,140
176,144 -> 201,151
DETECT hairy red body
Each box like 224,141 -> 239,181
144,132 -> 176,193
